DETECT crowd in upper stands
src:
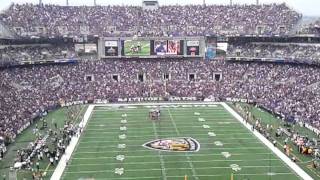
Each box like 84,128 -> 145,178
1,59 -> 320,145
0,3 -> 301,37
0,44 -> 76,64
298,20 -> 320,35
227,43 -> 320,64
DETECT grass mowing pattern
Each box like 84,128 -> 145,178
62,104 -> 301,180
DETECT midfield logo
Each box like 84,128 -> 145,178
142,137 -> 200,152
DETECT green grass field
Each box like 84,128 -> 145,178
124,40 -> 150,56
61,104 -> 302,180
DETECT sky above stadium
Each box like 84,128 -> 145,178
0,0 -> 319,17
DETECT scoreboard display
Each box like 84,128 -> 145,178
105,41 -> 118,56
123,40 -> 151,56
186,40 -> 200,56
150,40 -> 184,56
100,37 -> 205,58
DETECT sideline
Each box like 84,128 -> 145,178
221,102 -> 314,180
50,105 -> 94,180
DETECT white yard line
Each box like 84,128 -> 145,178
84,129 -> 244,133
167,108 -> 199,180
66,158 -> 280,167
88,120 -> 238,124
151,121 -> 168,180
72,152 -> 274,160
76,141 -> 262,149
81,132 -> 251,137
72,146 -> 267,154
68,173 -> 294,180
50,105 -> 95,180
221,102 -> 314,180
85,125 -> 238,130
64,165 -> 286,173
92,102 -> 220,107
77,137 -> 257,144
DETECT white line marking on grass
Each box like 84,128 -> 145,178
167,108 -> 199,180
67,158 -> 280,167
91,116 -> 235,120
89,119 -> 237,124
64,165 -> 287,174
84,129 -> 247,134
73,146 -> 268,154
202,124 -> 210,129
116,155 -> 125,161
81,132 -> 251,138
76,141 -> 263,149
50,105 -> 94,180
151,120 -> 167,180
72,152 -> 274,160
86,125 -> 239,130
208,132 -> 216,137
221,102 -> 314,180
214,141 -> 223,146
78,137 -> 258,144
64,172 -> 294,180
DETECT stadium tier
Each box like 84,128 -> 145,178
227,43 -> 320,64
1,59 -> 320,141
0,3 -> 301,37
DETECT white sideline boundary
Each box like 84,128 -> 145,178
50,102 -> 314,180
50,105 -> 95,180
221,102 -> 314,180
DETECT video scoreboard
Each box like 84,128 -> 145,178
98,36 -> 211,59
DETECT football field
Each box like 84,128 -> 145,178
61,103 -> 302,180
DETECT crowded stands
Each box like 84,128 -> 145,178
0,44 -> 76,63
1,59 -> 320,146
0,3 -> 301,37
227,43 -> 320,64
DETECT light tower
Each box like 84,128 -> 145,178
230,0 -> 233,6
66,0 -> 69,6
256,0 -> 259,5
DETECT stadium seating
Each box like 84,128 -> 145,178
1,59 -> 320,143
0,45 -> 76,63
227,43 -> 320,64
0,3 -> 301,37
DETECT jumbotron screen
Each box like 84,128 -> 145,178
186,40 -> 200,56
150,40 -> 184,56
105,41 -> 118,56
123,40 -> 151,56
